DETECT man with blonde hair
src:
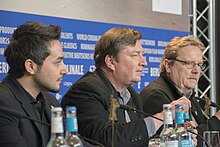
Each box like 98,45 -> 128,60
140,35 -> 220,146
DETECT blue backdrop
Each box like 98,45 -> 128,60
0,10 -> 189,102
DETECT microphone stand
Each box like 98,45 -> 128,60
109,94 -> 120,147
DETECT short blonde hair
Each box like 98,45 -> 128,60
160,36 -> 205,73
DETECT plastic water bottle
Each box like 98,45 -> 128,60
175,104 -> 191,147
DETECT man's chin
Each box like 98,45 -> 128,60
187,85 -> 196,90
131,79 -> 141,85
49,87 -> 60,93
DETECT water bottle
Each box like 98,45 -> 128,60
184,111 -> 194,146
47,107 -> 69,147
175,104 -> 191,147
65,106 -> 83,147
160,104 -> 178,147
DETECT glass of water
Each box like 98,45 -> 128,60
203,131 -> 220,147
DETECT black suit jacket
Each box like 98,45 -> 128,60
0,75 -> 60,147
140,73 -> 220,146
61,69 -> 149,147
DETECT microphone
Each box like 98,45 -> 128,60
119,104 -> 163,121
0,106 -> 50,126
194,97 -> 220,109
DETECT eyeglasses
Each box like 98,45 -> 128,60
173,58 -> 206,70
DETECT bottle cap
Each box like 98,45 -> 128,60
66,106 -> 77,111
163,104 -> 171,108
52,107 -> 63,112
175,103 -> 183,107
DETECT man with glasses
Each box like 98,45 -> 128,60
61,28 -> 193,147
140,36 -> 220,146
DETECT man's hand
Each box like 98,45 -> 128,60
170,96 -> 191,119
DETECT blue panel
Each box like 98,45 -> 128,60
0,10 -> 189,102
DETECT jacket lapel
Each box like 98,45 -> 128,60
190,95 -> 206,123
2,75 -> 44,140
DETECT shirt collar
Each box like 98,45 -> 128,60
175,85 -> 193,98
99,69 -> 131,104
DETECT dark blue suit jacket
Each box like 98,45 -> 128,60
0,75 -> 60,147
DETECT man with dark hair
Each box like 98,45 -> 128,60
61,28 -> 191,147
140,36 -> 220,146
0,21 -> 67,147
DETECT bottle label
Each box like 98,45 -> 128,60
164,111 -> 173,124
51,117 -> 64,133
175,111 -> 184,124
66,116 -> 78,132
184,111 -> 189,120
179,139 -> 191,147
165,140 -> 179,147
188,132 -> 194,146
160,142 -> 165,147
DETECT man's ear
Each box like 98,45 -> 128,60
105,55 -> 115,71
164,59 -> 171,73
24,59 -> 37,75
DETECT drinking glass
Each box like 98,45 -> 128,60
203,131 -> 220,147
